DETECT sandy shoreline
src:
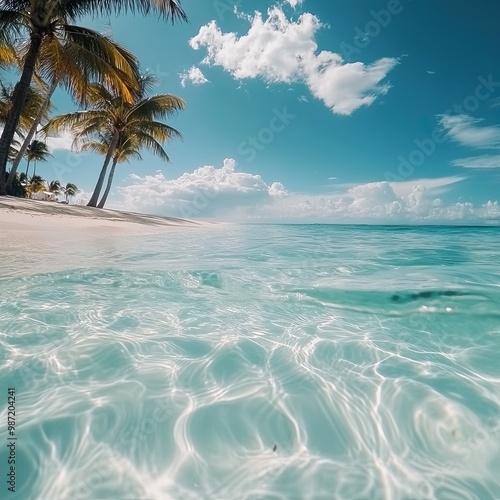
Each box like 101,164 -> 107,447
0,197 -> 213,237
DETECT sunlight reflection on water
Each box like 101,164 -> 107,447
1,225 -> 499,499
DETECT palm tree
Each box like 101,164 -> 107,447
26,174 -> 45,199
0,0 -> 187,195
47,78 -> 185,207
6,34 -> 141,196
81,127 -> 174,209
24,140 -> 51,178
1,81 -> 51,186
2,80 -> 55,194
97,139 -> 142,209
48,179 -> 61,196
63,182 -> 78,203
80,133 -> 139,208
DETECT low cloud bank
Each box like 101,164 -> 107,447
121,158 -> 500,224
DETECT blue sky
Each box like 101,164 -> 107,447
20,0 -> 500,222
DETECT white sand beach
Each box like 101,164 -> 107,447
1,198 -> 215,277
0,197 -> 212,239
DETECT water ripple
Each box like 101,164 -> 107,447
1,225 -> 499,499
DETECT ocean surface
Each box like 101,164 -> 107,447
1,224 -> 499,500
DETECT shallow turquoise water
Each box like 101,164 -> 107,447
1,224 -> 499,499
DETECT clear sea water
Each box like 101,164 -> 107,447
1,224 -> 499,500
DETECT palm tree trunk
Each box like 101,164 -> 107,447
87,131 -> 119,207
25,160 -> 31,178
6,79 -> 58,195
0,31 -> 44,196
97,157 -> 118,208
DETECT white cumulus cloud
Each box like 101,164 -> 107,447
305,57 -> 396,115
179,66 -> 210,87
121,158 -> 287,218
120,159 -> 500,225
189,7 -> 398,115
286,0 -> 304,7
45,132 -> 74,152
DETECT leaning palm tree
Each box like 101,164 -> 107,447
82,127 -> 173,209
0,0 -> 187,195
24,140 -> 51,178
80,133 -> 140,208
47,79 -> 185,207
97,138 -> 143,209
63,182 -> 78,203
6,35 -> 141,196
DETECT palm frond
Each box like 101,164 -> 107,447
59,0 -> 187,23
70,116 -> 120,148
127,94 -> 186,121
0,1 -> 30,12
83,83 -> 118,109
0,10 -> 27,36
130,130 -> 171,162
130,120 -> 182,142
0,39 -> 17,67
61,25 -> 140,102
136,71 -> 160,99
117,148 -> 142,163
80,140 -> 110,156
45,110 -> 109,135
113,135 -> 143,163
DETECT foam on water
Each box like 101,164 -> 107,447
1,225 -> 500,499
